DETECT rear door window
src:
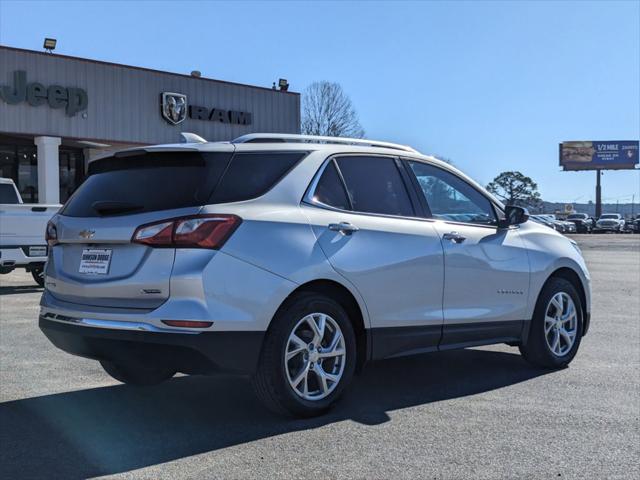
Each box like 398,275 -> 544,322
311,161 -> 351,210
335,156 -> 415,217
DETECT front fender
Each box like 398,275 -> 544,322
518,222 -> 591,321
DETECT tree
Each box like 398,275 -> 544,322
486,171 -> 542,210
301,81 -> 365,138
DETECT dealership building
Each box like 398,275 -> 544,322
0,45 -> 300,204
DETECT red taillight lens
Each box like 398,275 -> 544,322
132,215 -> 241,249
45,221 -> 58,246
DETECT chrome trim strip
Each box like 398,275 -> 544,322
41,312 -> 201,334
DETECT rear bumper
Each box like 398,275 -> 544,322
0,246 -> 47,268
39,316 -> 264,375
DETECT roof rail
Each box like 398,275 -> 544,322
232,133 -> 419,153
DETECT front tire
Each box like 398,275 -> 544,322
520,277 -> 583,368
252,292 -> 356,417
100,360 -> 175,386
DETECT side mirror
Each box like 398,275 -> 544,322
498,205 -> 529,229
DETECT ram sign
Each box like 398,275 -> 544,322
559,140 -> 639,171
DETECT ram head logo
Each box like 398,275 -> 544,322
161,92 -> 187,125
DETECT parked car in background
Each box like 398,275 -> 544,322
38,134 -> 591,417
561,220 -> 577,234
566,213 -> 594,233
622,214 -> 640,233
594,213 -> 625,233
531,214 -> 561,232
536,214 -> 574,233
0,178 -> 61,286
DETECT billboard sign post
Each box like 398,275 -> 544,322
559,140 -> 639,219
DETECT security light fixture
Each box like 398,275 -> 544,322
43,38 -> 57,52
278,78 -> 289,91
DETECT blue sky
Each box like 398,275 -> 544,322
1,0 -> 638,203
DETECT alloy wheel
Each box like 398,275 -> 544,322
544,292 -> 578,357
284,313 -> 346,401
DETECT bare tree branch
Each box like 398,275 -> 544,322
301,81 -> 365,138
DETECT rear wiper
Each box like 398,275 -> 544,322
92,201 -> 144,216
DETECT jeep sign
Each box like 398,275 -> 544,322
0,70 -> 88,116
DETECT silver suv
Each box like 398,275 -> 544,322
40,134 -> 591,417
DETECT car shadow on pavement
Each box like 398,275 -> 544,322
0,284 -> 43,295
0,348 -> 551,479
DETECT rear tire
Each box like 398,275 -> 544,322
100,360 -> 175,386
252,292 -> 356,418
520,277 -> 583,368
31,267 -> 45,287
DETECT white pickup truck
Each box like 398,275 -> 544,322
0,178 -> 61,286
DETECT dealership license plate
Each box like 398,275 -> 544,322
28,246 -> 47,257
79,249 -> 112,274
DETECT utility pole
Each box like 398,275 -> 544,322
595,170 -> 602,218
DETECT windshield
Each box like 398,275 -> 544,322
567,214 -> 585,219
600,214 -> 620,219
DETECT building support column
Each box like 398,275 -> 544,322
35,136 -> 61,204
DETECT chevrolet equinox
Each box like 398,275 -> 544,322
40,133 -> 591,417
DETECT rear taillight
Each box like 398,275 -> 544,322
132,214 -> 241,249
45,221 -> 58,246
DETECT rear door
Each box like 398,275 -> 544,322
405,160 -> 530,347
302,155 -> 445,359
47,148 -> 233,308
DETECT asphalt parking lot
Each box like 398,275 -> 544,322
1,235 -> 638,479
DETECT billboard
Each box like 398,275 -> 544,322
559,140 -> 639,171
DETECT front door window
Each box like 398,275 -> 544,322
408,161 -> 497,225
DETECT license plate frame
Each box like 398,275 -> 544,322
79,249 -> 112,275
28,246 -> 47,257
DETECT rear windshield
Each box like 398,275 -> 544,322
0,183 -> 20,204
61,150 -> 305,217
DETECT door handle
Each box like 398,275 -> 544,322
328,222 -> 359,235
442,231 -> 466,244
